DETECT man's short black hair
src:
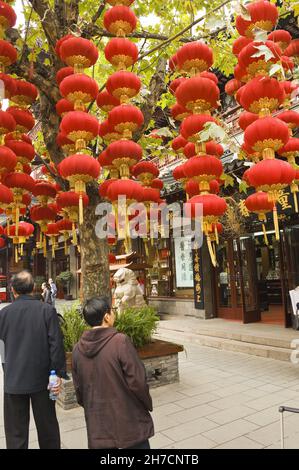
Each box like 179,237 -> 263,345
11,271 -> 34,295
83,296 -> 111,327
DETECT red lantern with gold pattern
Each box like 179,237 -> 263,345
56,66 -> 74,85
232,36 -> 252,56
238,111 -> 258,131
0,109 -> 15,135
59,37 -> 98,72
104,38 -> 138,70
104,6 -> 137,37
0,39 -> 17,69
244,117 -> 290,158
106,140 -> 142,177
60,111 -> 99,148
132,161 -> 159,186
99,120 -> 121,143
106,71 -> 141,103
180,114 -> 217,142
0,145 -> 16,174
56,99 -> 74,117
235,1 -> 278,38
175,76 -> 219,113
238,41 -> 282,78
171,135 -> 187,154
108,104 -> 144,139
170,103 -> 190,122
6,107 -> 35,133
240,76 -> 284,116
225,79 -> 241,96
268,30 -> 292,52
176,42 -> 213,75
96,90 -> 120,112
59,74 -> 98,110
10,80 -> 38,107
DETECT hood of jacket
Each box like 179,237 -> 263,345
77,327 -> 118,358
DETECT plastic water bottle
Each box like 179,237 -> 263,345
49,370 -> 58,401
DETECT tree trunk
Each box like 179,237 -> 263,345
79,184 -> 111,302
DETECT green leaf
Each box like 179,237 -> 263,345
199,122 -> 226,142
251,44 -> 275,62
252,28 -> 268,43
239,181 -> 248,194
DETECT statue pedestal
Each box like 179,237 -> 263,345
58,340 -> 184,410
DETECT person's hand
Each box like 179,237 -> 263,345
48,377 -> 62,396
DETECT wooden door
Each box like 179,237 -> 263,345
238,236 -> 261,323
280,225 -> 299,328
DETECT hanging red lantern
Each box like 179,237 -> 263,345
107,178 -> 142,202
6,107 -> 35,133
176,42 -> 213,75
5,221 -> 34,262
106,71 -> 141,103
30,205 -> 57,231
99,120 -> 121,143
56,190 -> 89,243
0,72 -> 16,99
277,110 -> 299,132
55,218 -> 73,254
32,181 -> 57,205
104,6 -> 137,37
278,137 -> 299,165
171,135 -> 187,154
5,140 -> 35,165
183,155 -> 223,191
56,132 -> 75,155
0,182 -> 13,208
234,64 -> 249,83
180,114 -> 217,143
59,73 -> 99,110
132,161 -> 159,186
56,66 -> 74,85
238,41 -> 282,78
170,103 -> 190,122
0,1 -> 16,36
284,39 -> 299,62
60,111 -> 99,149
268,30 -> 292,52
225,79 -> 241,96
107,0 -> 135,6
56,99 -> 74,117
238,111 -> 258,131
173,163 -> 187,189
45,222 -> 60,257
0,39 -> 17,69
104,38 -> 138,70
186,179 -> 199,198
99,179 -> 116,199
151,178 -> 163,190
98,149 -> 119,178
108,104 -> 144,139
235,1 -> 278,38
106,140 -> 142,177
0,145 -> 16,174
10,80 -> 38,107
175,76 -> 219,113
244,117 -> 290,158
245,191 -> 274,219
96,90 -> 120,112
59,37 -> 99,72
55,34 -> 75,58
232,37 -> 253,56
199,71 -> 218,84
169,77 -> 187,95
0,109 -> 15,134
240,76 -> 285,116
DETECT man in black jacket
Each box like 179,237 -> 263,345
0,270 -> 67,449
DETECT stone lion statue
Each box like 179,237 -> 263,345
113,267 -> 145,314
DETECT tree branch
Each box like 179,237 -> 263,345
27,0 -> 58,50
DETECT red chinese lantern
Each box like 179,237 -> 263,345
277,110 -> 299,132
235,1 -> 278,38
99,179 -> 116,199
183,155 -> 223,191
108,104 -> 144,139
240,76 -> 285,116
5,140 -> 35,166
238,111 -> 258,131
268,30 -> 292,52
225,79 -> 241,96
104,38 -> 138,70
106,71 -> 141,103
278,137 -> 299,165
238,41 -> 282,78
0,145 -> 16,174
132,161 -> 159,186
10,80 -> 38,107
106,140 -> 142,177
0,109 -> 15,134
232,37 -> 252,56
59,74 -> 99,110
56,66 -> 74,85
234,64 -> 249,83
55,34 -> 75,58
180,114 -> 217,143
30,204 -> 57,232
59,37 -> 99,72
171,135 -> 187,154
58,154 -> 100,223
56,190 -> 89,244
104,6 -> 137,36
284,39 -> 299,62
0,182 -> 13,208
244,117 -> 290,158
60,111 -> 99,149
199,71 -> 218,84
107,0 -> 135,7
151,178 -> 163,190
173,163 -> 187,189
96,90 -> 120,112
6,107 -> 35,133
170,103 -> 190,122
169,77 -> 187,95
99,120 -> 121,143
175,76 -> 219,113
0,1 -> 16,36
32,181 -> 57,205
5,221 -> 34,261
45,222 -> 60,257
55,218 -> 73,254
176,42 -> 213,75
0,72 -> 16,99
56,132 -> 75,155
56,99 -> 74,117
0,39 -> 17,69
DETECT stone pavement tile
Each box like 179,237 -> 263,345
162,417 -> 218,442
154,403 -> 183,416
169,404 -> 219,425
173,393 -> 220,409
208,393 -> 256,410
59,417 -> 86,433
245,418 -> 299,447
208,405 -> 255,425
214,436 -> 264,449
0,436 -> 5,449
245,407 -> 282,427
165,434 -> 216,449
151,391 -> 187,407
245,394 -> 292,412
179,383 -> 222,397
151,414 -> 182,433
242,388 -> 269,399
61,427 -> 88,449
150,432 -> 174,449
213,383 -> 252,398
202,419 -> 259,445
257,384 -> 283,393
0,425 -> 4,438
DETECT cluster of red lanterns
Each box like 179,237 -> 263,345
231,0 -> 298,240
97,0 -> 163,253
168,43 -> 227,266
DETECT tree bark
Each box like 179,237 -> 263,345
79,183 -> 111,302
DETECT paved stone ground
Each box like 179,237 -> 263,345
1,337 -> 299,449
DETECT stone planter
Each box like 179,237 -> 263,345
58,339 -> 184,410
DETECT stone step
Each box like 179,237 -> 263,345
158,320 -> 294,350
155,329 -> 292,362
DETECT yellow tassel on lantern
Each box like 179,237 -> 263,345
43,235 -> 47,257
207,235 -> 217,267
262,224 -> 269,246
273,205 -> 280,241
52,243 -> 55,258
20,244 -> 23,256
79,195 -> 84,225
15,206 -> 19,236
292,192 -> 299,213
214,225 -> 219,245
15,246 -> 18,263
144,240 -> 149,257
72,223 -> 78,246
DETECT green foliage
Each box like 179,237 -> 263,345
114,305 -> 159,348
60,302 -> 89,352
34,275 -> 45,289
56,270 -> 73,285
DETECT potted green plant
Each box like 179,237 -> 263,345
60,302 -> 89,371
34,275 -> 45,291
114,305 -> 159,348
56,270 -> 73,300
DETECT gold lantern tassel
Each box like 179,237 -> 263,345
52,241 -> 55,258
293,192 -> 298,213
79,195 -> 84,225
72,223 -> 77,246
7,217 -> 10,236
262,224 -> 269,246
273,205 -> 280,241
214,225 -> 219,245
64,235 -> 68,255
144,240 -> 149,257
207,235 -> 217,267
15,246 -> 18,263
20,243 -> 23,256
43,235 -> 47,257
15,206 -> 19,236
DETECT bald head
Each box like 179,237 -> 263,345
11,271 -> 34,295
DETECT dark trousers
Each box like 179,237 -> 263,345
4,390 -> 61,449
